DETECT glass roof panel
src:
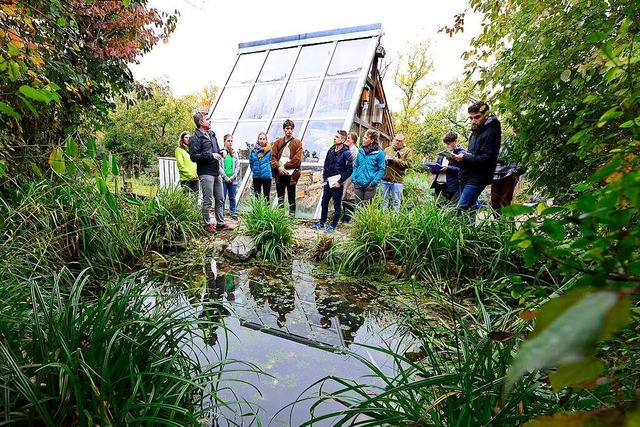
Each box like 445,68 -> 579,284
257,48 -> 298,83
211,86 -> 252,121
274,80 -> 320,119
267,120 -> 303,142
228,52 -> 267,84
290,43 -> 333,79
310,78 -> 358,118
232,121 -> 270,154
241,83 -> 284,120
327,38 -> 372,77
302,119 -> 345,160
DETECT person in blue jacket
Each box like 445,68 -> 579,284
248,132 -> 272,201
428,131 -> 465,204
351,129 -> 386,205
311,130 -> 353,233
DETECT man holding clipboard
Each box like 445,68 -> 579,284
427,131 -> 465,204
310,130 -> 353,233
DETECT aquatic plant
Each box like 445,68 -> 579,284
0,268 -> 262,426
134,187 -> 203,251
241,196 -> 294,262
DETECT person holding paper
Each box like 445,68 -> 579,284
311,130 -> 353,233
428,131 -> 465,204
381,132 -> 413,211
451,101 -> 501,217
340,131 -> 360,224
271,119 -> 303,216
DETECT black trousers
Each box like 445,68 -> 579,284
275,175 -> 296,215
253,178 -> 271,201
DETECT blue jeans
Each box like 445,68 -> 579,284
457,182 -> 484,216
381,180 -> 403,211
223,180 -> 237,217
320,184 -> 344,228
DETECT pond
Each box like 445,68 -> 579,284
190,258 -> 412,426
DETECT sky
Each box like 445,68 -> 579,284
129,0 -> 481,112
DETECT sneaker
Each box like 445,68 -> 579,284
216,223 -> 229,231
325,225 -> 335,233
310,222 -> 325,230
205,224 -> 217,233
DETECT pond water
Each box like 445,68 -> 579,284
192,258 -> 411,426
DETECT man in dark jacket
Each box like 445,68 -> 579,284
189,111 -> 227,233
451,101 -> 501,215
311,130 -> 353,233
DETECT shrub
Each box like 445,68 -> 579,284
241,196 -> 294,262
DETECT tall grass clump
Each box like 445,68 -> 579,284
0,268 -> 260,426
292,290 -> 559,426
330,197 -> 394,274
0,179 -> 142,279
241,196 -> 294,262
134,187 -> 203,251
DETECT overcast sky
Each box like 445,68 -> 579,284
130,0 -> 481,111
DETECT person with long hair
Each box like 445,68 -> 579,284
351,129 -> 386,205
249,131 -> 272,200
219,134 -> 239,220
175,131 -> 199,193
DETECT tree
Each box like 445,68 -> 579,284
101,80 -> 197,177
392,41 -> 436,147
0,0 -> 177,179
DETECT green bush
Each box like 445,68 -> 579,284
134,187 -> 202,251
241,196 -> 294,262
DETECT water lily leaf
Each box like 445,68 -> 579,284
549,358 -> 605,392
504,288 -> 630,396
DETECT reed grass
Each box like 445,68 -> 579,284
241,196 -> 294,262
0,268 -> 263,426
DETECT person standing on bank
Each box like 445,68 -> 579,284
451,101 -> 501,216
175,131 -> 199,194
249,131 -> 272,201
351,129 -> 386,205
491,127 -> 525,216
428,131 -> 465,204
311,130 -> 353,233
271,119 -> 303,216
341,131 -> 359,223
189,111 -> 228,233
381,132 -> 413,211
219,134 -> 239,221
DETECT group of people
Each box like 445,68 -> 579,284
176,100 -> 522,234
426,100 -> 523,216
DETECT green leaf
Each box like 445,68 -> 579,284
19,85 -> 52,103
96,177 -> 107,195
8,61 -> 20,81
502,203 -> 534,216
102,157 -> 110,177
48,147 -> 66,175
0,101 -> 20,119
585,32 -> 606,43
65,138 -> 79,157
504,288 -> 629,396
29,161 -> 43,178
110,154 -> 119,176
549,359 -> 605,392
596,107 -> 623,128
86,138 -> 97,159
523,408 -> 628,427
540,219 -> 565,240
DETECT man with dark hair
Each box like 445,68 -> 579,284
451,101 -> 501,217
189,111 -> 227,233
311,130 -> 353,233
271,119 -> 303,216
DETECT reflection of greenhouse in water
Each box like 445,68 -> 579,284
160,23 -> 394,218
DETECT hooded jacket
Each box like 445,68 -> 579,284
458,115 -> 501,186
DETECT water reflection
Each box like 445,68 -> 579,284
195,258 -> 405,426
